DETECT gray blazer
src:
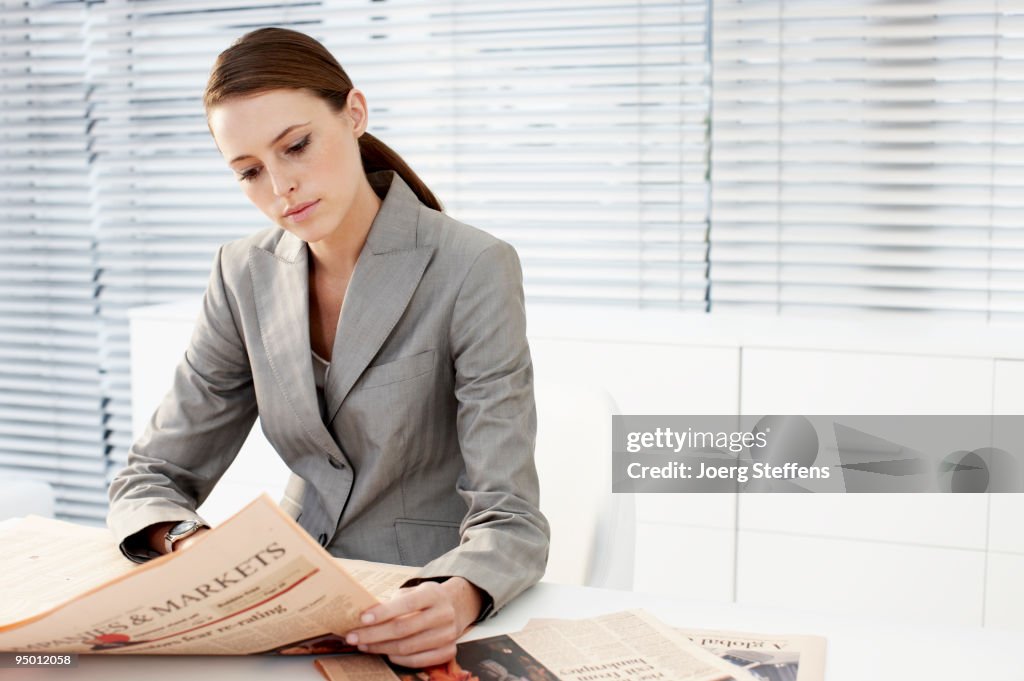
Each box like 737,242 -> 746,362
107,171 -> 550,616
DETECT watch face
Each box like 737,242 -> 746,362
168,520 -> 200,539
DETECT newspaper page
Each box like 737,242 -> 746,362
0,516 -> 136,625
528,618 -> 825,681
317,609 -> 754,681
676,628 -> 826,681
0,494 -> 381,655
528,618 -> 823,675
509,610 -> 752,681
337,559 -> 418,601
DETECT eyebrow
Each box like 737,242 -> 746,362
229,122 -> 310,164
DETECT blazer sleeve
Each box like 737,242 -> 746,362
107,245 -> 258,558
406,241 -> 550,616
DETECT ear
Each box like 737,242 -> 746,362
345,88 -> 369,137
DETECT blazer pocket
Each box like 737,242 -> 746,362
394,518 -> 460,567
357,349 -> 435,390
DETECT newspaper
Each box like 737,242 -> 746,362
0,494 -> 402,654
336,559 -> 418,602
676,627 -> 826,681
0,515 -> 135,625
525,618 -> 824,681
317,609 -> 755,681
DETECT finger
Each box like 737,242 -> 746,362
353,583 -> 442,630
357,623 -> 458,658
387,643 -> 459,670
349,605 -> 449,646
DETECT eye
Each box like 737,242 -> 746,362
236,135 -> 310,183
287,135 -> 310,155
238,167 -> 261,183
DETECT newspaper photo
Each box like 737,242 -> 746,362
317,609 -> 757,681
0,494 -> 395,654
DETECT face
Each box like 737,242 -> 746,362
208,88 -> 369,244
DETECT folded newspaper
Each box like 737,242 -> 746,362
315,610 -> 826,681
675,626 -> 826,681
0,494 -> 419,654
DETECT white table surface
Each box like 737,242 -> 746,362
5,581 -> 1023,680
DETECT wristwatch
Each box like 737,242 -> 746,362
164,520 -> 207,554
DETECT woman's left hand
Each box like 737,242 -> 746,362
344,577 -> 484,668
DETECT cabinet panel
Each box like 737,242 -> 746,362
740,348 -> 992,416
737,531 -> 985,626
993,359 -> 1024,416
637,493 -> 736,531
984,552 -> 1024,631
635,522 -> 734,603
739,495 -> 987,550
129,316 -> 195,438
529,339 -> 739,415
990,360 -> 1024,555
739,348 -> 992,551
987,495 -> 1024,555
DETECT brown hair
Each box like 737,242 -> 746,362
203,27 -> 442,211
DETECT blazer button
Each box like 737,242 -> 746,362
328,457 -> 345,470
318,533 -> 328,546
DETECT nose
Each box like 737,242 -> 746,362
267,164 -> 297,197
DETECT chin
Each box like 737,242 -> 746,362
301,226 -> 337,244
279,222 -> 324,244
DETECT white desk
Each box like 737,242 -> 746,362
6,582 -> 1023,680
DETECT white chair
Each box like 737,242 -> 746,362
0,478 -> 56,520
534,380 -> 635,589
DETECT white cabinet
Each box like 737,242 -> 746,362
993,359 -> 1024,417
739,348 -> 992,416
736,531 -> 986,626
988,495 -> 1024,556
985,553 -> 1024,631
635,523 -> 736,602
739,494 -> 988,550
736,348 -> 994,625
985,360 -> 1024,630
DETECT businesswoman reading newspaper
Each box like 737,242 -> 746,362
107,27 -> 550,667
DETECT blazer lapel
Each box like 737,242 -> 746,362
324,173 -> 435,424
249,231 -> 343,459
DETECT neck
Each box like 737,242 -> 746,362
307,174 -> 383,277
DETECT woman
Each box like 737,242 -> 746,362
107,27 -> 549,668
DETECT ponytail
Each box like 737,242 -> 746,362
358,132 -> 442,212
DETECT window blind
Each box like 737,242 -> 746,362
0,0 -> 108,523
326,1 -> 711,307
710,0 -> 1022,320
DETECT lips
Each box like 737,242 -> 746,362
283,199 -> 319,221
